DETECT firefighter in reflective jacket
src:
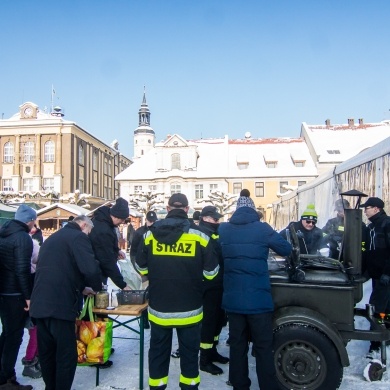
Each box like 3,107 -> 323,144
136,193 -> 219,390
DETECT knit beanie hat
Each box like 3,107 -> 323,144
301,204 -> 318,222
110,197 -> 129,219
15,204 -> 37,223
236,195 -> 256,210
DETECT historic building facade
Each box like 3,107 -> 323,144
116,94 -> 317,223
0,101 -> 132,206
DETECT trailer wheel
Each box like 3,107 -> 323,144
274,324 -> 343,390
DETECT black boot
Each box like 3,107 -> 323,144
200,349 -> 223,375
210,344 -> 229,364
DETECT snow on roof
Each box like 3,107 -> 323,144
116,136 -> 317,181
302,120 -> 390,163
37,203 -> 92,216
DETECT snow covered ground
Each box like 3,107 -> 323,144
7,281 -> 390,389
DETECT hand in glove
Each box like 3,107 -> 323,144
380,274 -> 390,286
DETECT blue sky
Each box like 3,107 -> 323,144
1,0 -> 389,158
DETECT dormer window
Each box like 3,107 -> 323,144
266,161 -> 277,168
294,161 -> 305,167
171,153 -> 181,170
236,155 -> 249,170
237,162 -> 249,170
290,152 -> 306,167
264,154 -> 277,168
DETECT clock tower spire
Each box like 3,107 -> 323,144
133,87 -> 155,158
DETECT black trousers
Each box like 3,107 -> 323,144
228,312 -> 280,390
370,278 -> 390,313
0,295 -> 27,384
201,287 -> 225,347
36,318 -> 77,390
149,323 -> 201,389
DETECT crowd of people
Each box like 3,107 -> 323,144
0,191 -> 389,390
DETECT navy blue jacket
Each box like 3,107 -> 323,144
219,207 -> 292,314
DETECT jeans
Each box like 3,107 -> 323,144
0,295 -> 28,384
228,312 -> 280,390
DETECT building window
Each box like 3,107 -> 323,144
327,150 -> 340,154
43,178 -> 54,191
280,181 -> 289,194
78,178 -> 84,193
149,185 -> 157,192
93,151 -> 98,171
255,182 -> 264,197
170,184 -> 181,194
134,185 -> 142,194
171,153 -> 181,170
209,184 -> 218,192
266,161 -> 277,168
294,161 -> 305,167
108,159 -> 112,175
3,179 -> 12,191
237,162 -> 249,170
92,183 -> 98,196
44,141 -> 55,162
23,141 -> 34,163
23,178 -> 34,192
195,184 -> 203,199
233,183 -> 242,194
4,142 -> 14,163
298,181 -> 307,187
104,186 -> 110,199
79,144 -> 84,165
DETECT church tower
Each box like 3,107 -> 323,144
133,88 -> 155,158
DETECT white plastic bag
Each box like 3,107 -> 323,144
118,258 -> 142,290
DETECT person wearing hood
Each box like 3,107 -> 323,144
360,197 -> 390,353
130,210 -> 158,271
0,204 -> 37,390
198,206 -> 229,376
218,191 -> 291,390
280,204 -> 328,255
136,193 -> 219,390
89,197 -> 132,291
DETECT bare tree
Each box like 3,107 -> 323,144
128,191 -> 165,215
197,190 -> 238,215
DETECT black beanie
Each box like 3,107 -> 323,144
110,197 -> 129,219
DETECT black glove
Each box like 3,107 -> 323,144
380,274 -> 390,286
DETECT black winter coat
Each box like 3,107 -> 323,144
89,206 -> 126,289
280,220 -> 325,255
30,222 -> 102,321
365,210 -> 390,279
0,219 -> 33,300
130,225 -> 149,262
198,220 -> 223,290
